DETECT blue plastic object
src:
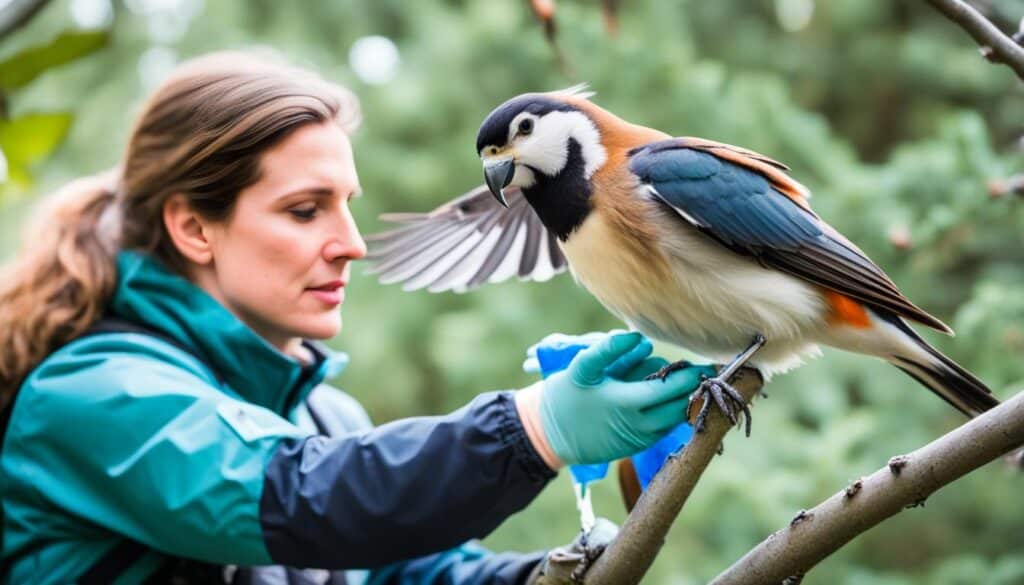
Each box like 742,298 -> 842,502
630,420 -> 693,489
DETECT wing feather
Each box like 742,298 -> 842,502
365,185 -> 568,293
630,138 -> 952,334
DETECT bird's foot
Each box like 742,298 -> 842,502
644,359 -> 692,381
569,538 -> 608,583
690,374 -> 752,437
536,518 -> 617,583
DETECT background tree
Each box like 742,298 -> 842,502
1,1 -> 1022,583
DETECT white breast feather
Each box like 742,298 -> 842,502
560,202 -> 828,375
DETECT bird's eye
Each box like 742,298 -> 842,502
487,146 -> 499,156
518,118 -> 533,136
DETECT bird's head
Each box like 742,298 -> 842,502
476,85 -> 607,207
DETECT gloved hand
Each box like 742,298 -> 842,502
532,331 -> 714,466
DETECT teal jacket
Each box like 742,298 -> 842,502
0,251 -> 553,584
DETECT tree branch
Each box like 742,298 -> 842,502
580,368 -> 764,584
0,0 -> 54,40
525,0 -> 576,79
925,0 -> 1024,80
708,389 -> 1024,584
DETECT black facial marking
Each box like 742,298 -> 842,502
475,95 -> 577,154
522,138 -> 592,241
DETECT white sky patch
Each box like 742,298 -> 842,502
775,0 -> 814,32
70,0 -> 113,28
0,148 -> 8,184
138,46 -> 177,91
348,35 -> 400,86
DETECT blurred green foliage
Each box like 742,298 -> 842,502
0,27 -> 108,195
2,0 -> 1023,582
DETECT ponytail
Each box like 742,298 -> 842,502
0,171 -> 120,405
0,50 -> 360,407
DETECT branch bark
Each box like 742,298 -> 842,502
579,368 -> 764,585
708,389 -> 1024,584
925,0 -> 1024,80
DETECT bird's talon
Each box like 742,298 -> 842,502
688,374 -> 753,435
569,541 -> 606,583
645,359 -> 693,382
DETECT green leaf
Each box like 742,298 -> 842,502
0,112 -> 72,167
0,30 -> 110,91
0,163 -> 33,200
0,112 -> 72,196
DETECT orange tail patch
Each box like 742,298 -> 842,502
823,290 -> 871,328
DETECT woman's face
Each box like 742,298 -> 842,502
203,121 -> 366,352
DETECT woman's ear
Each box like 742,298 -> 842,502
163,194 -> 215,265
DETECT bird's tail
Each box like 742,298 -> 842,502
882,314 -> 998,417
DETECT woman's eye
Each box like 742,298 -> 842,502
289,206 -> 317,220
518,118 -> 533,135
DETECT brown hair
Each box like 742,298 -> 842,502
0,51 -> 361,404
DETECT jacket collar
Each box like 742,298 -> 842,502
109,250 -> 349,415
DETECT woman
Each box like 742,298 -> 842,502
0,52 -> 707,584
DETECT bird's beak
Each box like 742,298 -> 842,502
483,156 -> 515,208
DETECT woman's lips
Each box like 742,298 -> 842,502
308,284 -> 345,306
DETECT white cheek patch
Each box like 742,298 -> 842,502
516,111 -> 607,179
512,165 -> 536,188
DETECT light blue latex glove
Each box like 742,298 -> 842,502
538,331 -> 714,466
526,330 -> 652,485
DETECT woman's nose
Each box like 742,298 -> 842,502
323,212 -> 367,262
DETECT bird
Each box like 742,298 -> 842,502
365,85 -> 998,435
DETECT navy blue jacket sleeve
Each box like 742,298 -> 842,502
259,391 -> 556,569
367,542 -> 544,585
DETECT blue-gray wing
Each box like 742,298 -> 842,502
629,138 -> 950,333
365,185 -> 567,293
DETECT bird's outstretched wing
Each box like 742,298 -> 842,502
629,137 -> 952,334
365,185 -> 568,293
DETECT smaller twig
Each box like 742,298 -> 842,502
925,0 -> 1024,80
0,0 -> 53,38
526,0 -> 575,78
601,0 -> 621,37
981,17 -> 1024,62
0,0 -> 54,39
528,0 -> 557,42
